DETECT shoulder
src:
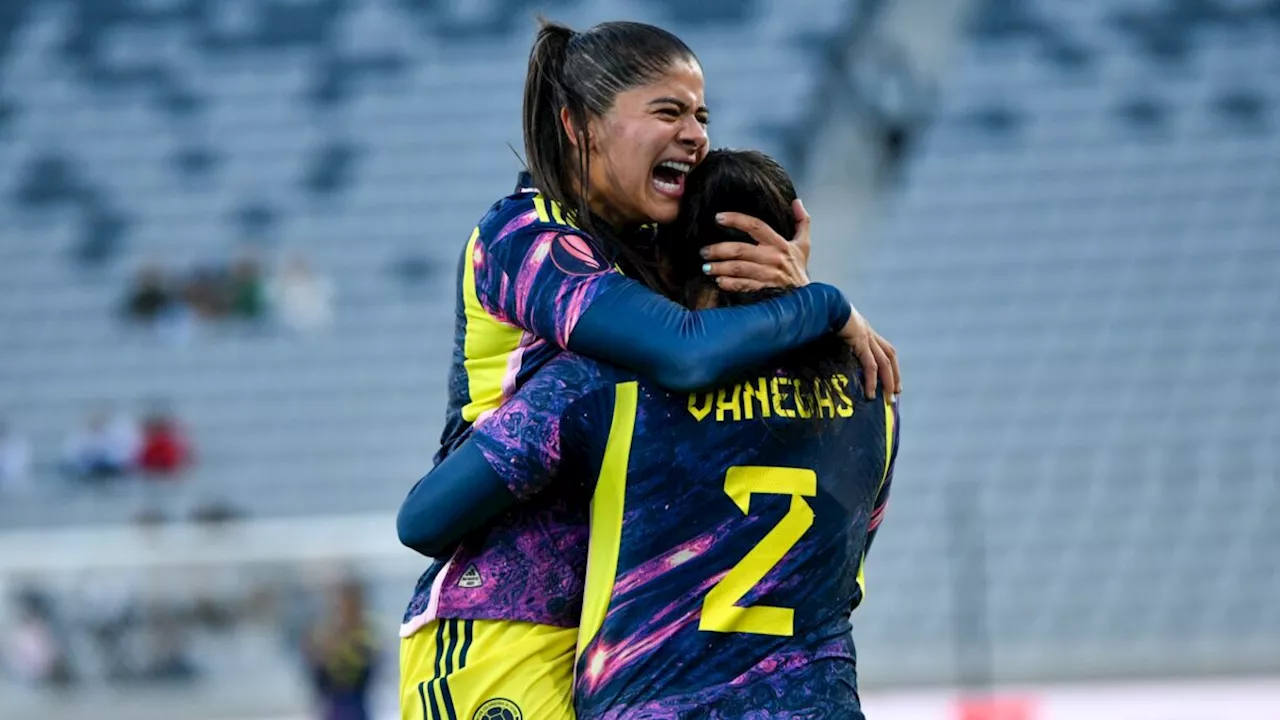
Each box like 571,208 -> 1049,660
533,353 -> 633,400
506,354 -> 636,422
475,193 -> 612,276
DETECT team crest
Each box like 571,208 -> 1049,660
473,697 -> 522,720
549,232 -> 607,276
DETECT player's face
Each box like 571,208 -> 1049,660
583,59 -> 710,227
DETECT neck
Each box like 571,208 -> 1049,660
569,174 -> 632,231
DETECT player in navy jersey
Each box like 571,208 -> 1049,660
401,149 -> 899,719
397,19 -> 901,720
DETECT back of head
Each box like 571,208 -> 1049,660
661,149 -> 860,404
661,149 -> 797,309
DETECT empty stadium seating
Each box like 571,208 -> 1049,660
848,0 -> 1280,685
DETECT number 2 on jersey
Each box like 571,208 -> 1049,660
699,466 -> 816,637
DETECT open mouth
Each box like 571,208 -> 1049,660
652,160 -> 692,198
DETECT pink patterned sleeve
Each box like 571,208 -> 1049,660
472,223 -> 629,348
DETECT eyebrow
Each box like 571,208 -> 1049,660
648,97 -> 709,114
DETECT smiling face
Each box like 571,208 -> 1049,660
573,58 -> 710,227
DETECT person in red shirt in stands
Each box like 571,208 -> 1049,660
137,410 -> 192,478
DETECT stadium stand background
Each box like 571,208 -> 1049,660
0,0 -> 1277,718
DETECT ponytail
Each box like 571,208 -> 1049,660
522,20 -> 577,215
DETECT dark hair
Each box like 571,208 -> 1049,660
660,149 -> 861,406
523,19 -> 697,288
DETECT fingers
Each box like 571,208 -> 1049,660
865,338 -> 891,399
701,240 -> 778,263
702,260 -> 787,285
712,277 -> 772,293
714,211 -> 790,251
791,199 -> 812,265
875,334 -> 902,395
853,340 -> 880,400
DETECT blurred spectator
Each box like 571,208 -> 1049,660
61,410 -> 140,483
124,263 -> 195,344
230,253 -> 268,321
304,579 -> 377,720
143,605 -> 197,682
269,252 -> 335,333
137,410 -> 193,479
0,420 -> 32,494
3,588 -> 73,688
122,264 -> 175,324
183,263 -> 233,320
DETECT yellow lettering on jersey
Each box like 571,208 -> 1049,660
688,393 -> 713,422
697,374 -> 858,424
794,382 -> 814,419
771,377 -> 796,418
741,377 -> 771,420
700,466 -> 817,637
813,379 -> 837,419
715,384 -> 742,422
832,374 -> 855,418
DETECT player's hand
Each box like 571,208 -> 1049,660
838,307 -> 902,399
701,198 -> 812,292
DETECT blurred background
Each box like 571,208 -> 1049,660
0,0 -> 1277,718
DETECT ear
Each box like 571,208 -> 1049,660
560,107 -> 579,149
561,107 -> 599,152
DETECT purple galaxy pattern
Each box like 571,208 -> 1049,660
411,187 -> 621,630
433,487 -> 590,627
434,185 -> 619,466
568,376 -> 890,719
585,641 -> 862,720
473,205 -> 617,351
432,357 -> 616,626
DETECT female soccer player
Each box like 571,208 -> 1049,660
398,20 -> 900,720
401,149 -> 897,718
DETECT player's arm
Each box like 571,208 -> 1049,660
396,443 -> 517,558
397,360 -> 605,558
479,226 -> 886,395
570,280 -> 854,392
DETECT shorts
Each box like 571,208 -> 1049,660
400,617 -> 576,720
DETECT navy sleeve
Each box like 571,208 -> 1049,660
397,356 -> 610,558
569,282 -> 853,393
396,442 -> 517,558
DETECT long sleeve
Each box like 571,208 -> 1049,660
396,442 -> 517,559
399,355 -> 612,558
472,220 -> 852,394
569,281 -> 853,392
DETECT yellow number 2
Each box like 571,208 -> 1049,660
698,466 -> 816,637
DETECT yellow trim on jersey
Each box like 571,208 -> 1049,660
460,226 -> 525,423
577,381 -> 639,659
855,395 -> 898,599
533,194 -> 577,228
533,196 -> 552,224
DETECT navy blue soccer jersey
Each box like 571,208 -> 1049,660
469,352 -> 900,719
401,171 -> 861,639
